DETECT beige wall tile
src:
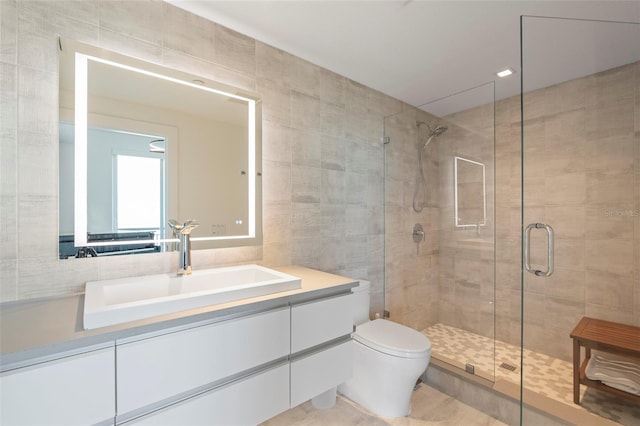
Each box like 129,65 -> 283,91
586,170 -> 634,205
291,202 -> 321,238
162,4 -> 214,61
585,238 -> 634,276
321,168 -> 346,204
262,203 -> 291,245
320,100 -> 346,138
290,56 -> 321,98
292,165 -> 321,203
585,132 -> 635,173
258,78 -> 290,126
0,194 -> 17,263
585,302 -> 633,324
213,24 -> 255,76
586,269 -> 634,310
17,195 -> 57,260
320,69 -> 345,106
0,259 -> 17,301
99,0 -> 163,46
291,90 -> 321,132
544,205 -> 585,239
586,203 -> 635,240
0,0 -> 17,64
321,204 -> 345,239
99,28 -> 163,64
263,122 -> 292,164
256,42 -> 291,83
545,172 -> 587,206
544,77 -> 586,116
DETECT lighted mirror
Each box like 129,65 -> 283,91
454,156 -> 486,228
58,39 -> 262,258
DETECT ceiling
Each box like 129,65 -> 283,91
167,1 -> 640,115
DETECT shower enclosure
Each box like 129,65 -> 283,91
383,14 -> 639,426
520,16 -> 640,424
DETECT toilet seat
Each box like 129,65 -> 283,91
353,319 -> 431,359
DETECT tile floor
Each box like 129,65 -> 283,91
262,383 -> 506,426
424,323 -> 640,426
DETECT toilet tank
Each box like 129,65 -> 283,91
351,280 -> 371,326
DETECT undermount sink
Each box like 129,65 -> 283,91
83,265 -> 301,330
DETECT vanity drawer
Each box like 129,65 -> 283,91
291,293 -> 353,353
126,363 -> 290,426
290,340 -> 352,407
0,346 -> 115,425
116,307 -> 290,415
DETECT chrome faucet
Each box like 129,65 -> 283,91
168,219 -> 199,275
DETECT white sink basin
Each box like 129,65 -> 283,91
83,265 -> 301,330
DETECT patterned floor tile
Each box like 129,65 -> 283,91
423,323 -> 640,426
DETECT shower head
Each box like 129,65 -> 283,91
416,121 -> 448,137
430,125 -> 448,137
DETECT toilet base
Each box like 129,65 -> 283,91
338,340 -> 430,418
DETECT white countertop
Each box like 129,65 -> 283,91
0,266 -> 357,371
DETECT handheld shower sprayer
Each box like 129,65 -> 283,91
413,121 -> 448,212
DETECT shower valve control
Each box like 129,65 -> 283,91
413,224 -> 425,254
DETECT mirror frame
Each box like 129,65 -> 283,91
59,38 -> 262,253
453,155 -> 486,228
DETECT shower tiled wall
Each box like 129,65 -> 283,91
0,0 -> 401,314
383,108 -> 441,330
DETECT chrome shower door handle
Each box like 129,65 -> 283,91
524,223 -> 555,277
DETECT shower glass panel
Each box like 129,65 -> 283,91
383,82 -> 496,382
521,16 -> 640,424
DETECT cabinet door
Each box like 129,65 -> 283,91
0,347 -> 115,425
126,364 -> 290,426
117,307 -> 290,415
291,294 -> 353,353
290,340 -> 352,407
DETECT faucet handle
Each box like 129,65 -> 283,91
180,220 -> 199,234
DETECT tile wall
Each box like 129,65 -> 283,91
383,108 -> 441,330
0,0 -> 404,315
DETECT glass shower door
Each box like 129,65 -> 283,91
521,15 -> 640,424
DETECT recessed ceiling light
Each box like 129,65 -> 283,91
496,68 -> 515,78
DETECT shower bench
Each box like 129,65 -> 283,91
570,316 -> 640,404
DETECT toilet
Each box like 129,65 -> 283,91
338,280 -> 431,418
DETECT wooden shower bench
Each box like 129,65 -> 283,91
570,317 -> 640,404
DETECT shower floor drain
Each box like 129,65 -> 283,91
499,362 -> 517,372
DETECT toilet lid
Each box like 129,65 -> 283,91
353,319 -> 431,359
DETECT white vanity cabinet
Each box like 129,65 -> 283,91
125,363 -> 290,425
0,273 -> 356,426
116,307 -> 290,418
118,293 -> 354,424
0,346 -> 115,425
290,293 -> 354,407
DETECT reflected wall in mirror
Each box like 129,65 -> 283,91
58,38 -> 262,259
454,156 -> 486,228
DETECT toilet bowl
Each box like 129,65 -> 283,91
338,281 -> 431,418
